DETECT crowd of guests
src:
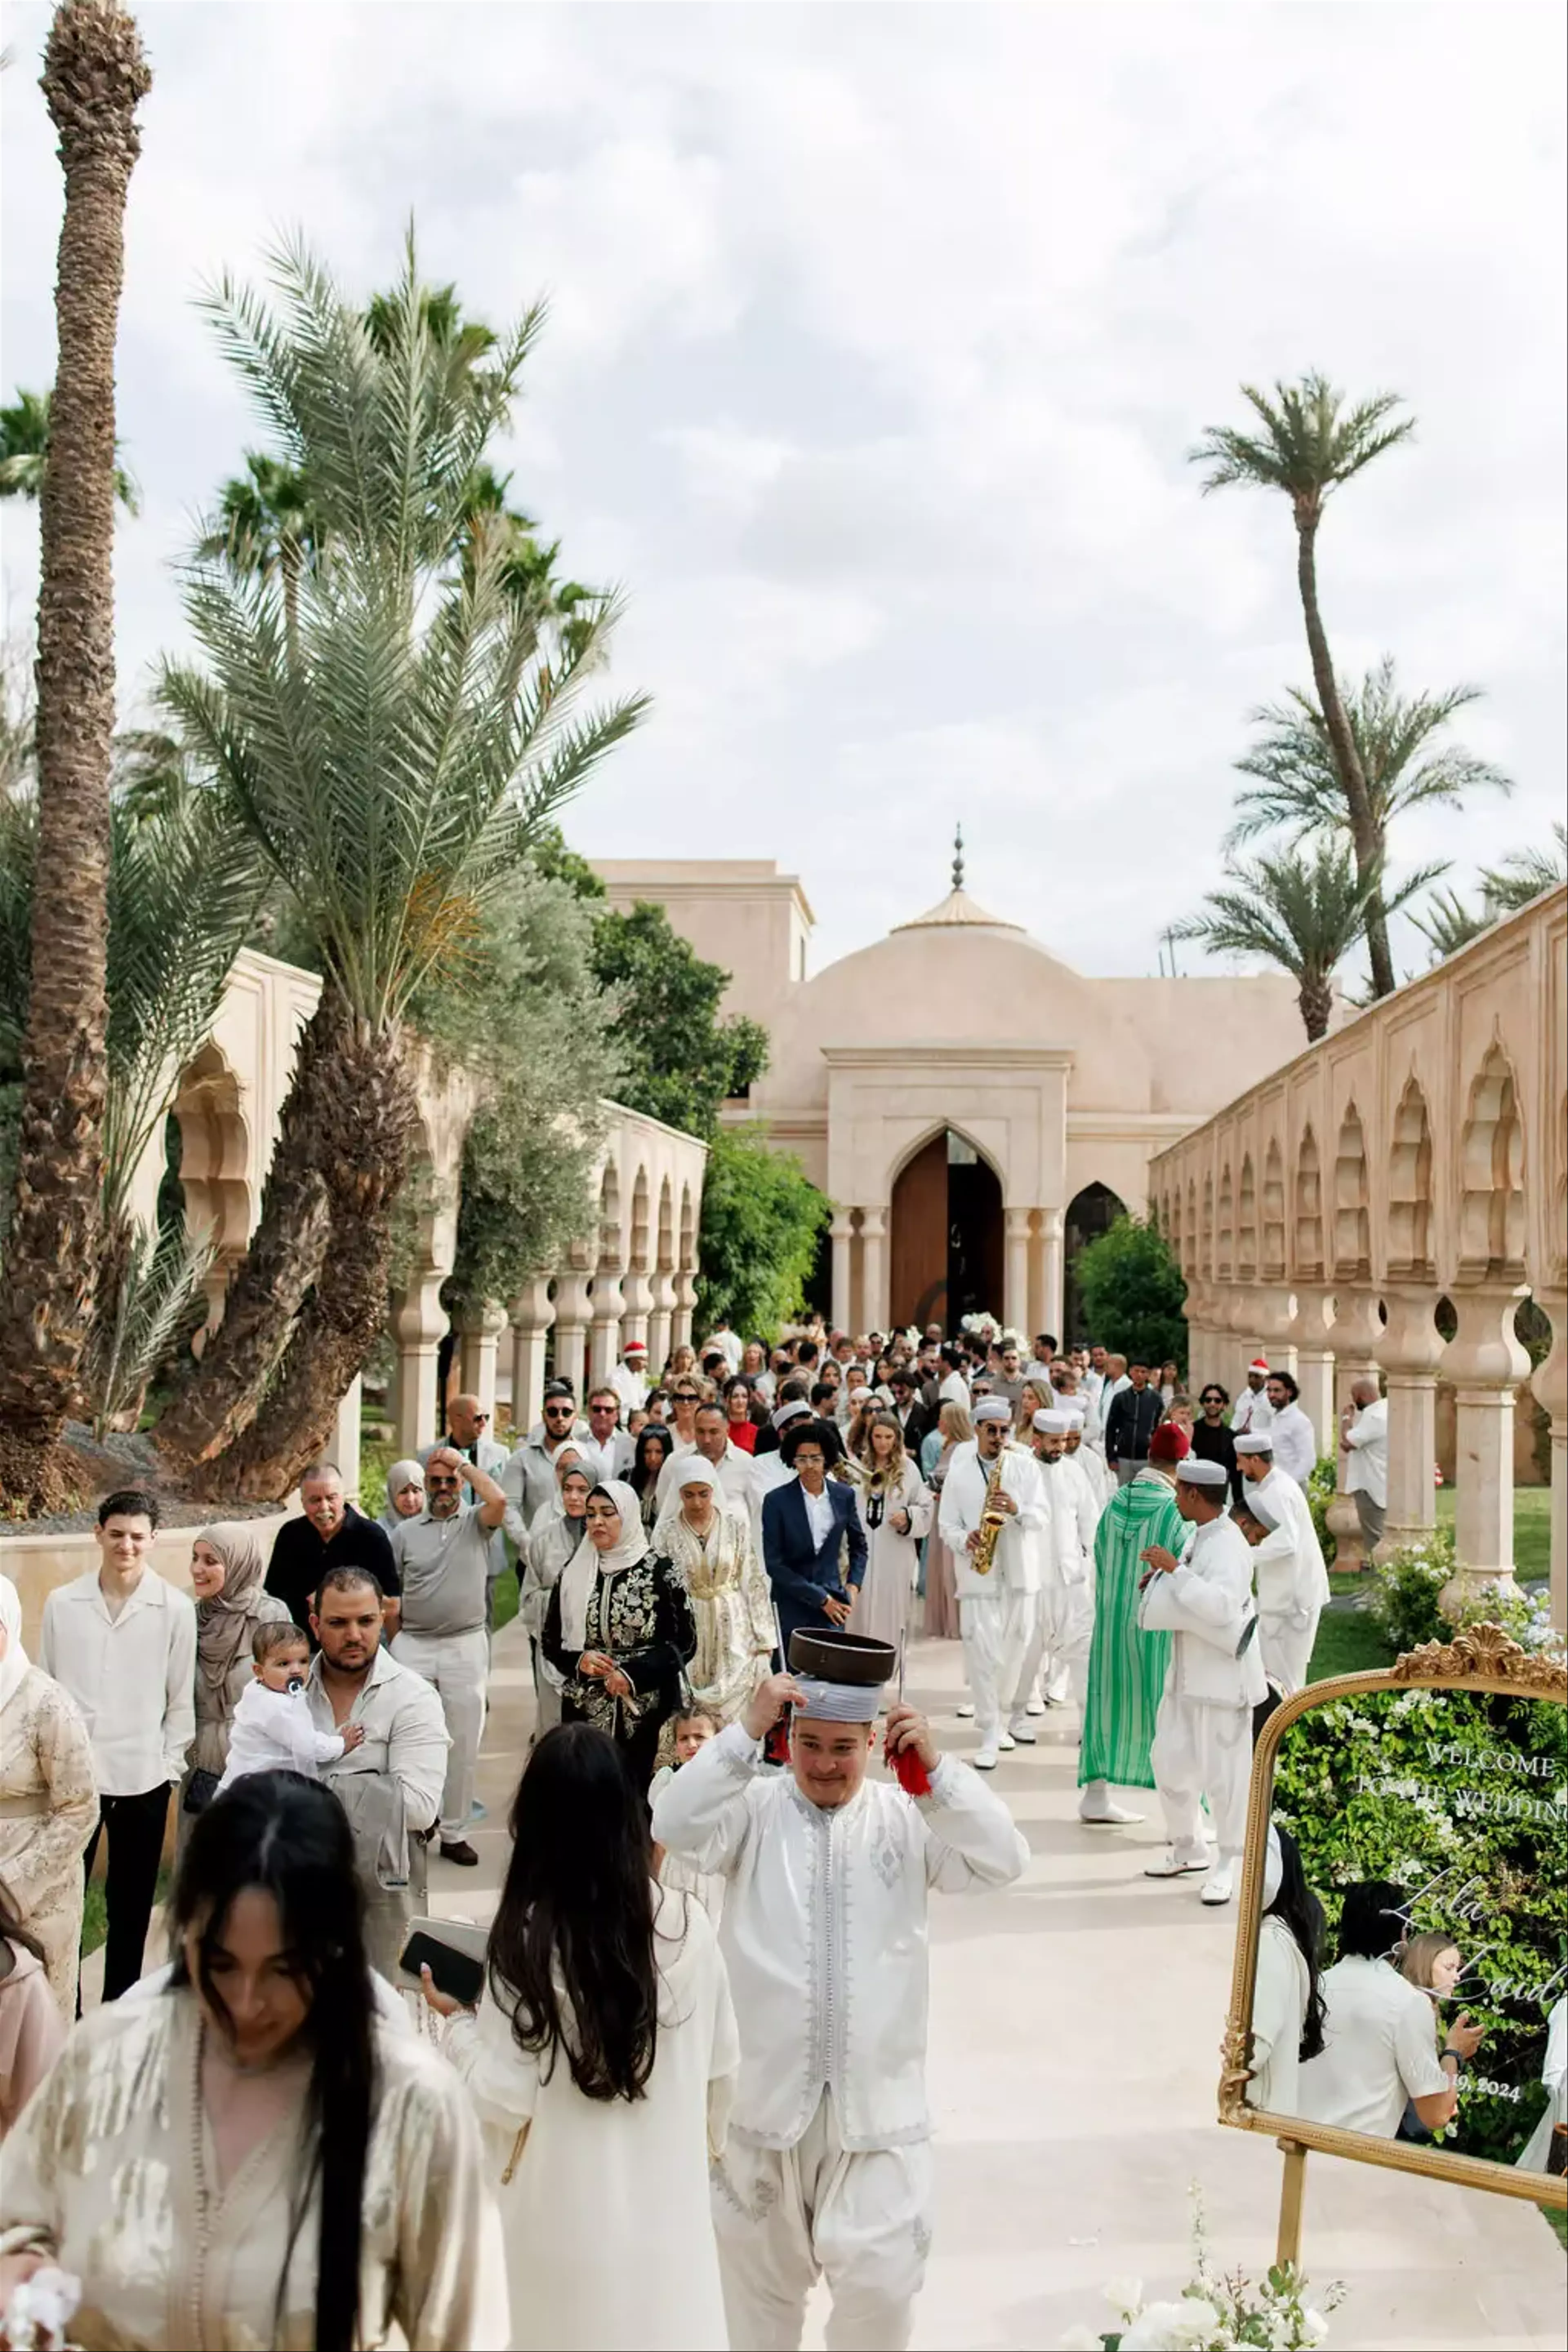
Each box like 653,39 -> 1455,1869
0,1307 -> 1408,2348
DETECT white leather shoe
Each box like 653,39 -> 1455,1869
996,1730 -> 1016,1752
956,1702 -> 976,1719
1201,1862 -> 1236,1905
1144,1848 -> 1210,1878
1079,1797 -> 1145,1824
974,1743 -> 999,1770
1024,1696 -> 1047,1716
1007,1716 -> 1038,1744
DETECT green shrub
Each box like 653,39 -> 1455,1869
1304,1454 -> 1337,1566
1365,1530 -> 1453,1655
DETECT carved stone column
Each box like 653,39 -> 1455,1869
390,1276 -> 446,1455
508,1277 -> 555,1437
619,1270 -> 652,1354
1287,1287 -> 1337,1455
1040,1206 -> 1065,1343
647,1271 -> 676,1375
829,1212 -> 855,1333
1528,1285 -> 1566,1631
1252,1285 -> 1298,1385
590,1268 -> 626,1387
1375,1287 -> 1445,1560
671,1269 -> 697,1354
457,1299 -> 509,1417
332,1376 -> 362,1504
1004,1207 -> 1031,1334
1438,1285 -> 1530,1611
552,1265 -> 594,1400
860,1207 -> 889,1333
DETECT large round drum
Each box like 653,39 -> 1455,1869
788,1626 -> 897,1686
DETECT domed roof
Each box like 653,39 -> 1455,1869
889,828 -> 1024,935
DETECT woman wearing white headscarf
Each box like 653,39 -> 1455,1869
654,1460 -> 774,1724
0,1575 -> 97,2018
542,1480 -> 697,1788
378,1457 -> 426,1537
522,1448 -> 595,1736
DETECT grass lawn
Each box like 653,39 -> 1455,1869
82,1865 -> 172,1960
1435,1482 -> 1552,1586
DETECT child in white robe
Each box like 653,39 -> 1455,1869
650,1706 -> 726,1924
217,1624 -> 363,1792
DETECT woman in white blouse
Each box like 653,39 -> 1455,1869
425,1722 -> 737,2351
1298,1880 -> 1483,2139
846,1412 -> 933,1655
1246,1826 -> 1326,2115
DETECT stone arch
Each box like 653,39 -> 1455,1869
1237,1154 -> 1257,1281
657,1176 -> 675,1271
1386,1076 -> 1435,1283
1064,1180 -> 1129,1345
679,1180 -> 697,1274
1186,1180 -> 1198,1274
169,1041 -> 252,1335
1261,1137 -> 1286,1279
1200,1174 -> 1214,1279
891,1126 -> 1004,1331
1294,1126 -> 1323,1278
1457,1040 -> 1526,1280
1333,1103 -> 1371,1281
888,1118 -> 1003,1190
597,1158 -> 622,1270
1217,1163 -> 1234,1279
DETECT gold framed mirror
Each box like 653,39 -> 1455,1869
1220,1625 -> 1567,2252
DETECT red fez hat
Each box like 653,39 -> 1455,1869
1148,1423 -> 1191,1463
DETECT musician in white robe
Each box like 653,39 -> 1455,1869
937,1396 -> 1046,1770
1137,1456 -> 1267,1907
1063,1409 -> 1114,1511
1009,1411 -> 1095,1741
1233,1431 -> 1329,1694
651,1661 -> 1027,2352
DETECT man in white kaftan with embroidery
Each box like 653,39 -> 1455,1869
937,1396 -> 1045,1770
1233,1431 -> 1330,1694
651,1663 -> 1027,2352
1136,1457 -> 1267,1908
1009,1410 -> 1095,1737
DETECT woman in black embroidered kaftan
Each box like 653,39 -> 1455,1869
542,1479 -> 696,1788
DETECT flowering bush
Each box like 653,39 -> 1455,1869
1060,2202 -> 1343,2349
1365,1533 -> 1565,1661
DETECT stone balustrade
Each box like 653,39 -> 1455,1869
1149,886 -> 1567,1628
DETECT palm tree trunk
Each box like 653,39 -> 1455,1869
203,1025 -> 420,1501
0,2 -> 150,1515
1294,512 -> 1397,999
1298,973 -> 1333,1042
153,988 -> 355,1466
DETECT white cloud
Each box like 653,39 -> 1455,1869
1,0 -> 1561,982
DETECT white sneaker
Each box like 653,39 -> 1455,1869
1201,1861 -> 1237,1906
996,1730 -> 1016,1752
974,1743 -> 1000,1770
1007,1715 -> 1038,1744
1079,1795 -> 1145,1824
1024,1696 -> 1047,1717
956,1702 -> 976,1719
1144,1847 -> 1210,1879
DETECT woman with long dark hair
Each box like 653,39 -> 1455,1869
628,1421 -> 676,1531
426,1722 -> 736,2350
0,1771 -> 505,2349
541,1481 -> 696,1789
1246,1824 -> 1327,2113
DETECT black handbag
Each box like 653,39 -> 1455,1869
182,1767 -> 221,1816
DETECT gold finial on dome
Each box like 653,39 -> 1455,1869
891,835 -> 1022,935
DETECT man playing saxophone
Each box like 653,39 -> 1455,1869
938,1396 -> 1046,1769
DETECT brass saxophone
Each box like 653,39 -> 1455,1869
971,1452 -> 1009,1576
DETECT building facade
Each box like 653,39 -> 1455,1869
596,846 -> 1318,1338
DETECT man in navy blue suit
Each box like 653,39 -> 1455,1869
760,1417 -> 868,1653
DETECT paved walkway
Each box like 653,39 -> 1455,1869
423,1620 -> 1562,2350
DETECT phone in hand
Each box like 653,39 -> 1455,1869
398,1927 -> 485,2008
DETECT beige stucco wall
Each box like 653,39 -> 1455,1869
596,859 -> 815,1027
0,1514 -> 293,1651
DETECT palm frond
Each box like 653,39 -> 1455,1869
1191,372 -> 1413,499
1410,887 -> 1494,962
1479,821 -> 1568,912
81,1220 -> 213,1441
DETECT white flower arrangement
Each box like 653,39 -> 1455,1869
1061,2197 -> 1343,2351
0,2265 -> 83,2351
960,1311 -> 1000,1342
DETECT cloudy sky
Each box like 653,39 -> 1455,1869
2,2 -> 1563,980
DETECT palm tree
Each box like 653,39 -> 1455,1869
155,235 -> 647,1497
1173,842 -> 1427,1042
1191,374 -> 1415,1000
0,0 -> 150,1515
0,384 -> 140,512
1409,886 -> 1495,964
1480,820 -> 1567,912
196,452 -> 317,646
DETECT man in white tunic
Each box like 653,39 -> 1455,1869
1339,1377 -> 1389,1555
1137,1457 -> 1267,1907
1230,1359 -> 1274,1438
652,1661 -> 1027,2351
1233,1431 -> 1329,1694
1262,1372 -> 1317,1484
938,1396 -> 1046,1770
1009,1410 -> 1095,1740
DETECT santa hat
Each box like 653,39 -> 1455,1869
1148,1423 -> 1191,1463
1249,1357 -> 1270,1374
624,1340 -> 648,1358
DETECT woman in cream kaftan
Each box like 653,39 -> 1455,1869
845,1415 -> 933,1657
653,1462 -> 774,1722
0,1984 -> 507,2350
441,1881 -> 738,2350
0,1576 -> 97,2018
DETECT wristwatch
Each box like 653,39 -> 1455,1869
1440,2047 -> 1467,2074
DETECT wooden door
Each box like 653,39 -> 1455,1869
890,1135 -> 949,1330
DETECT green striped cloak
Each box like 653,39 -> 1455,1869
1078,1468 -> 1182,1791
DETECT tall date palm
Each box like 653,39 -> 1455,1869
1191,374 -> 1414,1000
155,235 -> 646,1494
1174,843 -> 1425,1043
0,0 -> 150,1514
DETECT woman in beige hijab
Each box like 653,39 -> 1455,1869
179,1522 -> 289,1843
0,1574 -> 97,2017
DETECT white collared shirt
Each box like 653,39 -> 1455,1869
40,1567 -> 196,1795
800,1477 -> 835,1549
1343,1397 -> 1389,1507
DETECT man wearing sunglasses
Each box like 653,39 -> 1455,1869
422,1390 -> 510,1626
390,1446 -> 508,1867
501,1380 -> 597,1544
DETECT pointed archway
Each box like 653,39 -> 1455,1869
890,1129 -> 1003,1332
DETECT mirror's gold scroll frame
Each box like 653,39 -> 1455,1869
1218,1623 -> 1568,2265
